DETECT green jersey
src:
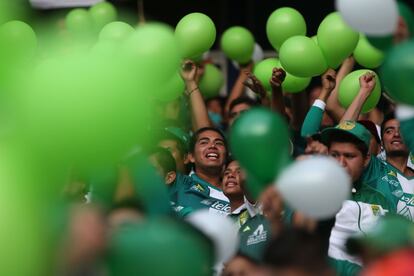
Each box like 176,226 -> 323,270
238,214 -> 271,262
169,173 -> 230,217
329,183 -> 391,271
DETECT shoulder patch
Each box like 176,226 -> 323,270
388,170 -> 397,177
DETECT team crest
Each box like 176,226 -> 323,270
337,121 -> 356,130
371,205 -> 381,216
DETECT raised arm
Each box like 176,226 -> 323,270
180,60 -> 212,131
269,68 -> 287,116
243,72 -> 270,106
301,69 -> 336,137
326,57 -> 355,122
340,72 -> 376,122
225,62 -> 253,115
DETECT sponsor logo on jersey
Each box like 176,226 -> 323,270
400,193 -> 414,207
381,175 -> 401,188
211,201 -> 231,213
247,224 -> 267,246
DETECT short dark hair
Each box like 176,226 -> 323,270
327,131 -> 369,156
146,146 -> 176,175
157,130 -> 187,155
190,127 -> 227,153
263,228 -> 330,274
380,112 -> 396,139
229,97 -> 259,113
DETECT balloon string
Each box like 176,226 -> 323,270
138,0 -> 146,25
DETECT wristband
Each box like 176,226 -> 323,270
185,86 -> 199,96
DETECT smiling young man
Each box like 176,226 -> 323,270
172,127 -> 230,216
361,114 -> 414,220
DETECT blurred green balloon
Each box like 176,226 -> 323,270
221,26 -> 255,64
380,39 -> 414,105
108,218 -> 214,276
0,20 -> 37,64
339,69 -> 381,113
367,35 -> 394,52
253,58 -> 278,91
65,8 -> 93,37
317,12 -> 359,68
11,52 -> 152,171
266,7 -> 307,51
157,71 -> 185,102
99,21 -> 134,43
279,35 -> 327,77
175,13 -> 216,59
230,108 -> 291,192
122,23 -> 181,86
311,35 -> 318,44
199,64 -> 224,99
354,34 -> 384,68
89,1 -> 118,31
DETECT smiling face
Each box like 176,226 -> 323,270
382,119 -> 409,158
189,130 -> 227,172
222,161 -> 245,199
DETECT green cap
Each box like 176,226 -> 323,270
164,126 -> 191,152
347,214 -> 414,255
321,121 -> 371,148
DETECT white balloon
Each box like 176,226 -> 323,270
186,209 -> 239,263
336,0 -> 399,36
276,156 -> 351,219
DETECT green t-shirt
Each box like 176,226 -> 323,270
238,214 -> 271,262
169,173 -> 230,217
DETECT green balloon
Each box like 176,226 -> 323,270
157,71 -> 185,102
65,8 -> 93,37
108,219 -> 214,276
338,69 -> 381,113
282,69 -> 311,93
0,20 -> 37,64
199,64 -> 224,99
253,58 -> 279,91
354,34 -> 384,69
380,39 -> 414,105
230,108 -> 291,190
311,35 -> 318,45
89,1 -> 118,31
175,13 -> 216,59
99,21 -> 134,43
317,12 -> 359,69
266,7 -> 307,51
12,52 -> 153,171
122,23 -> 181,86
221,26 -> 255,64
253,58 -> 310,93
367,35 -> 394,52
279,35 -> 328,77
